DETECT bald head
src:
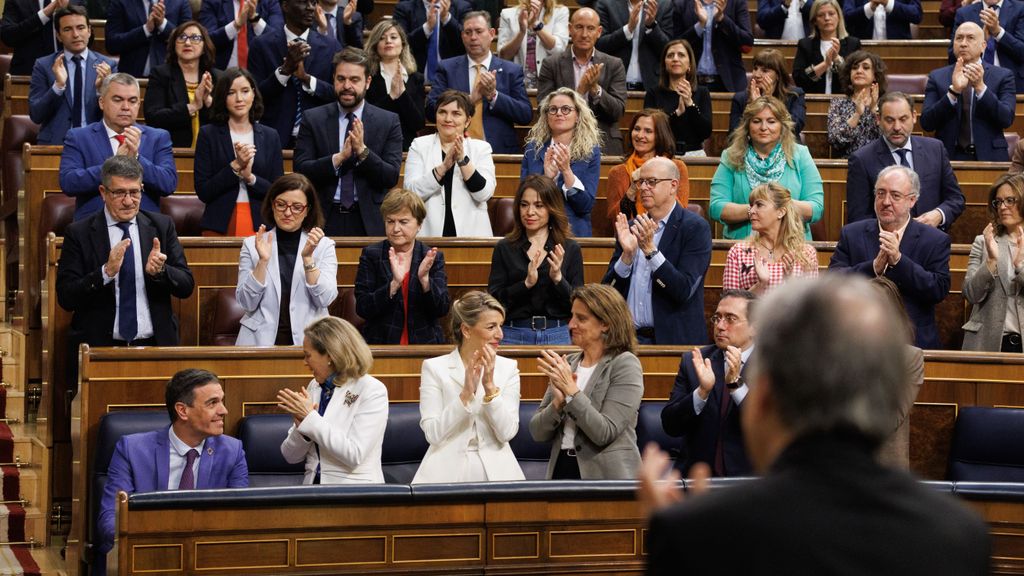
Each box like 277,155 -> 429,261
635,156 -> 680,219
569,7 -> 601,56
953,21 -> 986,62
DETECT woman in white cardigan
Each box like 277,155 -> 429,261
404,90 -> 496,238
235,174 -> 337,346
277,316 -> 389,484
497,0 -> 570,88
412,291 -> 525,483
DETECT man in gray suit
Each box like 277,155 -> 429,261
594,0 -> 674,91
537,7 -> 627,155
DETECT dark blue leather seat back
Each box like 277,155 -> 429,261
636,401 -> 678,464
949,406 -> 1024,482
237,414 -> 305,487
509,401 -> 551,480
382,402 -> 429,484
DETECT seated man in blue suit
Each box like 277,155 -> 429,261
393,0 -> 471,82
96,368 -> 248,570
248,0 -> 341,148
661,289 -> 756,477
59,73 -> 177,220
952,0 -> 1024,93
830,165 -> 951,349
104,0 -> 192,77
198,0 -> 284,69
842,0 -> 921,40
846,92 -> 965,230
921,21 -> 1016,161
30,5 -> 117,145
426,11 -> 532,154
603,157 -> 712,345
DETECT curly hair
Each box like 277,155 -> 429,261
839,50 -> 887,97
723,96 -> 797,171
525,87 -> 603,163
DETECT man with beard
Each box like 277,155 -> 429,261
294,47 -> 403,236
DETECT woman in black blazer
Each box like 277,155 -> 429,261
363,20 -> 425,151
144,21 -> 222,148
792,0 -> 861,95
195,67 -> 284,236
643,39 -> 712,156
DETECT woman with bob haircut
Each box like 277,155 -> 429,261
728,49 -> 806,137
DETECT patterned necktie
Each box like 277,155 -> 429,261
292,76 -> 304,138
525,30 -> 538,85
115,221 -> 138,343
467,64 -> 486,140
339,112 -> 356,208
958,87 -> 974,150
178,448 -> 198,489
426,20 -> 440,83
71,55 -> 84,128
326,13 -> 337,43
237,0 -> 249,68
895,148 -> 910,167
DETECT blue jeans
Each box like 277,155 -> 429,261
502,324 -> 571,345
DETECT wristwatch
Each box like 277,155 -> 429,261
248,13 -> 261,23
533,21 -> 545,32
727,376 -> 746,390
457,155 -> 471,167
644,249 -> 660,260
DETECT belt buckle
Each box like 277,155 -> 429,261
531,316 -> 547,331
1009,334 -> 1022,346
566,449 -> 577,457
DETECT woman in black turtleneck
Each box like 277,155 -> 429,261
235,174 -> 339,346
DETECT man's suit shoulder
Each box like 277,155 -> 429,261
910,219 -> 951,245
364,102 -> 401,125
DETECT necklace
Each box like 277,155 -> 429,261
758,238 -> 776,262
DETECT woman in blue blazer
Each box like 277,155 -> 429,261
521,87 -> 601,238
195,67 -> 284,236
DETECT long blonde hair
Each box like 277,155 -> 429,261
365,20 -> 417,76
526,87 -> 603,162
518,0 -> 561,24
723,96 -> 797,172
747,183 -> 815,272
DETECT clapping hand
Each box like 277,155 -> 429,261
277,387 -> 315,426
615,212 -> 640,262
254,224 -> 274,262
675,78 -> 693,111
547,244 -> 565,284
537,349 -> 578,410
630,213 -> 657,255
637,444 -> 710,515
301,227 -> 324,259
417,247 -> 438,290
524,243 -> 547,288
116,126 -> 142,157
144,238 -> 167,276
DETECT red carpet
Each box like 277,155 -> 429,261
0,387 -> 39,575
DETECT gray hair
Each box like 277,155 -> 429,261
748,275 -> 907,446
644,156 -> 680,180
876,164 -> 920,198
101,155 -> 143,188
100,72 -> 140,98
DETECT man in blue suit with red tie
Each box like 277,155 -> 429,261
96,368 -> 248,571
104,0 -> 192,77
198,0 -> 283,69
426,11 -> 532,154
952,0 -> 1024,92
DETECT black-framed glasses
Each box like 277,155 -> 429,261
176,34 -> 204,44
992,197 -> 1019,209
546,105 -> 577,116
633,177 -> 673,189
273,200 -> 308,214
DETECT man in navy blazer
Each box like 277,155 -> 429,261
661,290 -> 755,477
846,92 -> 965,230
1,0 -> 86,76
757,0 -> 814,39
921,22 -> 1016,161
842,0 -> 921,39
198,0 -> 284,69
294,48 -> 403,236
59,74 -> 177,220
603,157 -> 712,345
315,0 -> 363,49
952,0 -> 1024,92
674,0 -> 753,92
30,6 -> 117,145
830,165 -> 951,349
96,368 -> 248,569
393,0 -> 471,80
104,0 -> 192,77
426,11 -> 532,154
248,0 -> 340,148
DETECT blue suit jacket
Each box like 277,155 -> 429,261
602,203 -> 712,345
829,218 -> 951,349
846,136 -> 965,229
29,51 -> 118,145
426,55 -> 533,154
674,0 -> 753,92
920,62 -> 1016,162
97,429 -> 248,555
843,0 -> 921,39
59,122 -> 178,219
248,26 -> 340,148
392,0 -> 470,74
661,344 -> 752,476
354,240 -> 451,344
104,0 -> 192,77
952,1 -> 1024,92
194,123 -> 284,234
198,0 -> 284,69
757,0 -> 814,38
520,141 -> 599,237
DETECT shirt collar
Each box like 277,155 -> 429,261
338,100 -> 365,118
469,51 -> 493,69
103,207 -> 137,228
103,120 -> 125,139
740,344 -> 755,364
169,426 -> 206,454
64,48 -> 91,64
884,137 -> 913,155
284,27 -> 310,43
887,215 -> 912,240
572,47 -> 596,66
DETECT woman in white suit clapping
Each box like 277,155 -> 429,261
235,174 -> 338,346
412,291 -> 525,483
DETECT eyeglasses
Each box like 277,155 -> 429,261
176,34 -> 204,44
107,188 -> 142,200
633,177 -> 673,189
992,197 -> 1020,209
874,190 -> 912,202
273,200 -> 308,214
546,105 -> 577,116
710,313 -> 744,326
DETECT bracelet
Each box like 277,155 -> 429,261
483,388 -> 502,403
303,262 -> 317,271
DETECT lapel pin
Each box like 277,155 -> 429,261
344,390 -> 359,406
207,447 -> 214,456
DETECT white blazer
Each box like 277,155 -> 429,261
280,374 -> 389,484
412,350 -> 525,484
497,5 -> 570,72
404,134 -> 496,237
235,229 -> 338,346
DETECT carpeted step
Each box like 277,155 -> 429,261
0,544 -> 41,575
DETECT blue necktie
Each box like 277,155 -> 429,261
338,112 -> 356,208
984,4 -> 999,64
178,449 -> 198,489
312,375 -> 337,484
292,76 -> 304,137
426,21 -> 439,83
326,13 -> 337,44
895,148 -> 910,167
71,55 -> 84,128
115,222 -> 138,343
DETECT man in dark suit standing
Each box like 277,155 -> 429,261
294,48 -> 403,237
595,0 -> 673,91
842,0 -> 921,40
0,0 -> 83,76
248,0 -> 341,148
757,0 -> 813,39
538,7 -> 627,155
661,289 -> 756,477
830,165 -> 951,349
427,11 -> 532,154
641,275 -> 990,576
314,0 -> 363,49
603,157 -> 711,345
30,5 -> 117,144
198,0 -> 284,69
921,21 -> 1015,161
674,0 -> 753,92
104,0 -> 192,77
393,0 -> 471,83
846,92 -> 965,230
56,155 -> 195,348
952,0 -> 1024,92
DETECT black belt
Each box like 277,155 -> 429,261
331,201 -> 359,214
560,448 -> 577,458
1002,333 -> 1022,352
626,81 -> 645,91
636,327 -> 655,339
505,316 -> 567,330
697,74 -> 720,84
112,337 -> 157,346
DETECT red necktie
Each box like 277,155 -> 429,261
114,134 -> 126,145
237,3 -> 249,69
399,275 -> 410,345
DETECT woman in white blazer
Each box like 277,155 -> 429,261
277,316 -> 389,484
497,0 -> 570,88
412,291 -> 525,483
236,174 -> 338,346
404,90 -> 496,238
